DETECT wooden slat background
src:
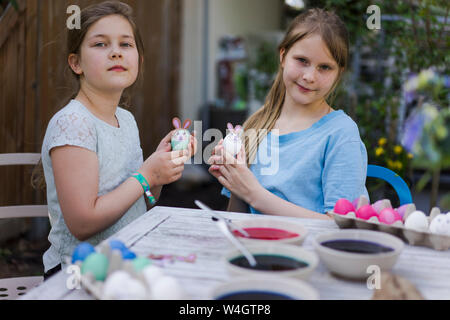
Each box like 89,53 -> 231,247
0,0 -> 182,206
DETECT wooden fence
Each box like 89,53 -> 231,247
0,0 -> 182,207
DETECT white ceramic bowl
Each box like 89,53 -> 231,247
210,276 -> 319,300
313,229 -> 404,280
223,243 -> 318,280
231,218 -> 308,246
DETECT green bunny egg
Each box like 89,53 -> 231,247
81,253 -> 109,281
171,129 -> 190,151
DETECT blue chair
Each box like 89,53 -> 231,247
367,165 -> 413,206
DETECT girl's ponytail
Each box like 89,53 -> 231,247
243,70 -> 285,166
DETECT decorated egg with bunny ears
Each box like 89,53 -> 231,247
171,117 -> 192,151
223,123 -> 243,156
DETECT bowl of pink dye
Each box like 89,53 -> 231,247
231,217 -> 308,246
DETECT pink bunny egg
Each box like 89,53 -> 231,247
223,123 -> 243,156
356,204 -> 378,220
333,199 -> 355,215
378,208 -> 402,225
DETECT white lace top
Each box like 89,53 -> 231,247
41,99 -> 147,272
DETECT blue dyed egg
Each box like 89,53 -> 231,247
109,239 -> 127,252
108,239 -> 136,260
122,249 -> 137,260
72,242 -> 96,264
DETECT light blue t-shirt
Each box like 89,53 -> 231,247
222,110 -> 369,214
41,99 -> 147,272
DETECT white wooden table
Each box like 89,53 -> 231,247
21,206 -> 450,300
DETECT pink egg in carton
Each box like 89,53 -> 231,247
329,196 -> 450,251
334,197 -> 406,225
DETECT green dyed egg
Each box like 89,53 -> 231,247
81,253 -> 109,281
131,256 -> 151,272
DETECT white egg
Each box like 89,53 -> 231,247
223,133 -> 242,156
142,265 -> 165,286
123,279 -> 148,300
102,271 -> 132,299
151,276 -> 184,300
429,213 -> 450,236
404,210 -> 429,232
102,271 -> 147,300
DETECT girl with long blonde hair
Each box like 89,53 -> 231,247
209,8 -> 368,219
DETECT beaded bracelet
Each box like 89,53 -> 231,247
132,172 -> 156,205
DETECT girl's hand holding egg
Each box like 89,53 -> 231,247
155,130 -> 175,153
208,123 -> 244,175
187,130 -> 198,159
139,148 -> 189,187
208,141 -> 262,205
208,139 -> 224,180
138,117 -> 198,187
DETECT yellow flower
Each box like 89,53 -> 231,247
394,145 -> 403,154
407,153 -> 414,159
375,147 -> 385,157
394,161 -> 403,171
378,137 -> 387,146
387,159 -> 395,169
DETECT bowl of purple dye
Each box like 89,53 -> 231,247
210,276 -> 319,300
224,243 -> 319,280
313,229 -> 404,280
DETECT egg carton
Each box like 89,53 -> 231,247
75,242 -> 187,300
329,204 -> 450,251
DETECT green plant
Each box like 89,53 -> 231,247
374,138 -> 413,177
320,0 -> 449,208
249,41 -> 279,103
401,69 -> 450,209
233,63 -> 249,110
354,95 -> 414,204
0,248 -> 12,259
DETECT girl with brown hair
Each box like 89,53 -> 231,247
209,8 -> 369,219
40,1 -> 195,279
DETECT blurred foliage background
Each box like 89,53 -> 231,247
240,0 -> 449,210
300,0 -> 449,209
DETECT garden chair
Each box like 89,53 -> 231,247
367,164 -> 413,206
0,153 -> 48,299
